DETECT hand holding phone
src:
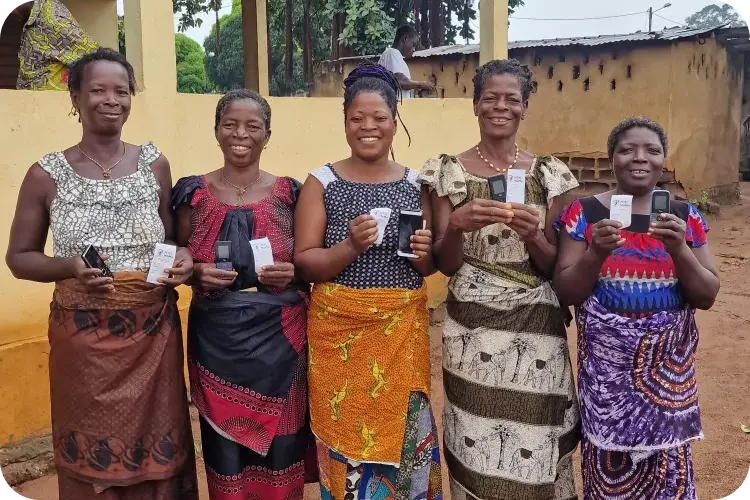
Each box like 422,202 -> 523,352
649,189 -> 671,224
397,210 -> 424,258
77,245 -> 114,293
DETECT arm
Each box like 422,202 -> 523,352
5,164 -> 109,288
294,176 -> 375,284
394,73 -> 432,92
553,231 -> 609,306
670,244 -> 720,310
430,189 -> 465,277
650,213 -> 720,310
509,195 -> 568,277
150,156 -> 193,286
408,186 -> 436,277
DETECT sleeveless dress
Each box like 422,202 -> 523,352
40,143 -> 197,500
556,198 -> 707,500
306,164 -> 443,500
172,175 -> 315,500
419,155 -> 581,500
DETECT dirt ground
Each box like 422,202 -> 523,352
12,185 -> 750,499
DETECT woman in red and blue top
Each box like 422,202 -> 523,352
554,117 -> 719,500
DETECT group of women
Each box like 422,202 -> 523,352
6,46 -> 719,500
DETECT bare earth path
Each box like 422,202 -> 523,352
12,185 -> 750,499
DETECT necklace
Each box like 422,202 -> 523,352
476,143 -> 519,173
77,142 -> 127,180
222,169 -> 262,205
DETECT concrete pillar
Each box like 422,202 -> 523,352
122,0 -> 176,93
241,0 -> 269,95
479,0 -> 509,65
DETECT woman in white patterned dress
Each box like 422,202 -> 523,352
419,59 -> 581,500
6,48 -> 197,500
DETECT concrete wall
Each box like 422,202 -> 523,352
313,38 -> 744,199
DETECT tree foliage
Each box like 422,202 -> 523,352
685,3 -> 746,29
176,34 -> 212,93
173,0 -> 528,95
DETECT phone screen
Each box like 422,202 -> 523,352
83,246 -> 106,269
653,195 -> 668,211
488,174 -> 506,202
215,243 -> 230,260
398,211 -> 423,255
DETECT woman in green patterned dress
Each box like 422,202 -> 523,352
419,59 -> 580,500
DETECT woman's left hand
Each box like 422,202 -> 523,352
508,203 -> 543,243
160,247 -> 194,287
409,229 -> 433,260
259,262 -> 296,289
649,213 -> 688,254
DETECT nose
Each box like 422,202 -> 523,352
633,147 -> 648,162
104,91 -> 119,106
234,125 -> 249,138
493,97 -> 509,111
362,117 -> 377,130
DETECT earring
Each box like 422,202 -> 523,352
68,106 -> 78,117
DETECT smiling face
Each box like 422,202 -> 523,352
345,92 -> 396,162
71,60 -> 132,135
611,127 -> 665,195
473,74 -> 527,141
215,99 -> 270,168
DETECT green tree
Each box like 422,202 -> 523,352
118,16 -> 126,56
685,3 -> 746,29
176,34 -> 212,93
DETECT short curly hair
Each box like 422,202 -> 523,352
68,47 -> 136,95
607,116 -> 668,160
472,59 -> 534,102
214,89 -> 271,132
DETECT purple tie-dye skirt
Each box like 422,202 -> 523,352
576,297 -> 702,499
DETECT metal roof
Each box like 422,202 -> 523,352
412,24 -> 731,58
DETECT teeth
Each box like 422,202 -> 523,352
231,146 -> 249,152
360,138 -> 378,143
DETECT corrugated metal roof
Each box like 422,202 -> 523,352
412,24 -> 729,58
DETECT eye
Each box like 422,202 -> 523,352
648,148 -> 662,155
619,147 -> 633,154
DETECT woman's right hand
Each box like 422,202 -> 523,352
590,219 -> 625,258
71,255 -> 114,293
194,263 -> 238,291
347,215 -> 378,254
448,199 -> 514,233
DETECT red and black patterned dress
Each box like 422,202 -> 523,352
172,175 -> 315,500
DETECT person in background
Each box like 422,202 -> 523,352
16,0 -> 99,90
294,64 -> 442,500
5,48 -> 197,499
554,117 -> 719,500
173,89 -> 315,500
378,24 -> 436,98
420,59 -> 580,500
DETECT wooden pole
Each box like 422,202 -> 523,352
479,0 -> 509,65
241,0 -> 269,93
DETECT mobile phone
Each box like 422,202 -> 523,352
81,245 -> 114,278
214,241 -> 234,272
650,189 -> 671,224
488,173 -> 507,203
397,210 -> 424,258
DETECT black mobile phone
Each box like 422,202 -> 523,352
397,210 -> 424,258
650,189 -> 671,224
488,173 -> 507,202
214,241 -> 234,272
81,245 -> 113,278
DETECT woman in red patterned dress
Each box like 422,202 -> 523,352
173,90 -> 314,500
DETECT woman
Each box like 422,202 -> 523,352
554,117 -> 719,499
294,65 -> 441,500
17,0 -> 99,90
173,89 -> 314,500
419,59 -> 580,500
5,48 -> 197,499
